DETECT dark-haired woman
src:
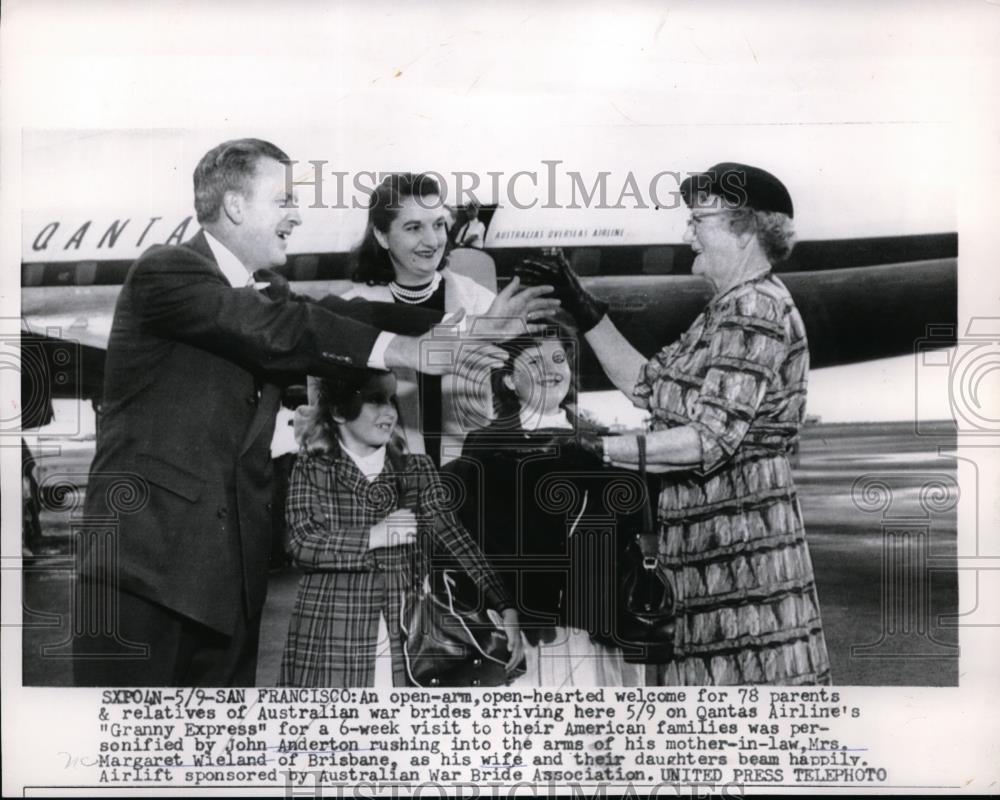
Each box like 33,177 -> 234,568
278,368 -> 521,687
342,173 -> 495,465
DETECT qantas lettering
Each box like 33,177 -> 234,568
31,216 -> 192,253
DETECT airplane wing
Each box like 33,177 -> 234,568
583,258 -> 957,385
21,258 -> 956,399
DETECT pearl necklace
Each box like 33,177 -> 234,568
389,272 -> 442,304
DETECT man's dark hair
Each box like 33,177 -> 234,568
193,138 -> 290,224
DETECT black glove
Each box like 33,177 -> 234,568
515,251 -> 608,333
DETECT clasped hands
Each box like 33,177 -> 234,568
503,429 -> 679,473
387,251 -> 608,379
514,249 -> 608,333
398,277 -> 562,378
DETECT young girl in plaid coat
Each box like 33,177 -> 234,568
278,368 -> 522,687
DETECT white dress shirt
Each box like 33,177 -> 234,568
204,229 -> 253,288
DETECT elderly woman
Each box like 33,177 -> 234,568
520,163 -> 831,685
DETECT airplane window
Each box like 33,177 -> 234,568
642,246 -> 674,275
74,261 -> 98,285
570,248 -> 601,276
291,254 -> 319,281
22,263 -> 45,287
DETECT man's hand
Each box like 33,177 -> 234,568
383,278 -> 561,377
515,251 -> 608,332
500,608 -> 525,674
384,332 -> 510,377
467,276 -> 561,339
369,509 -> 418,549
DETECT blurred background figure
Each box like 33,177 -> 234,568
452,202 -> 487,249
20,341 -> 56,558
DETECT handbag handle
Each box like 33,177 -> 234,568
400,569 -> 507,687
636,434 -> 658,565
441,572 -> 507,666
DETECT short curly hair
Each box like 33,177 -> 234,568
725,209 -> 797,265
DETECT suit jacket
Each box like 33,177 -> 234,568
83,230 -> 440,634
342,269 -> 496,463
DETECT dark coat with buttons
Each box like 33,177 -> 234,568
447,421 -> 649,639
82,230 -> 440,635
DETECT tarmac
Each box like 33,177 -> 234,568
20,421 -> 959,687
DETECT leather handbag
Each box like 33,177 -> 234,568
401,569 -> 525,687
617,435 -> 676,664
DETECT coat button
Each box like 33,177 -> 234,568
265,502 -> 273,513
246,394 -> 257,406
429,678 -> 440,686
471,679 -> 480,687
217,507 -> 228,519
472,658 -> 482,667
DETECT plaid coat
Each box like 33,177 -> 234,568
278,442 -> 511,687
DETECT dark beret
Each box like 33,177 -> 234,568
680,162 -> 794,219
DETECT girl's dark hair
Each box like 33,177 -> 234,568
489,325 -> 580,430
351,172 -> 452,285
297,368 -> 403,454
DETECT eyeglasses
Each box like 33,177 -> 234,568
686,210 -> 730,228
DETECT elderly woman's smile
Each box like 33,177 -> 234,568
684,208 -> 760,293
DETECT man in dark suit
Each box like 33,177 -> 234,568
73,138 -> 555,686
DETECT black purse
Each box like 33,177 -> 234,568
391,463 -> 523,687
400,569 -> 525,687
616,435 -> 676,664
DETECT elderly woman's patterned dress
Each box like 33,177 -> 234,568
634,274 -> 831,685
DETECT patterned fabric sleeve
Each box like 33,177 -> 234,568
285,454 -> 375,571
413,455 -> 513,612
633,338 -> 684,410
688,290 -> 788,475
